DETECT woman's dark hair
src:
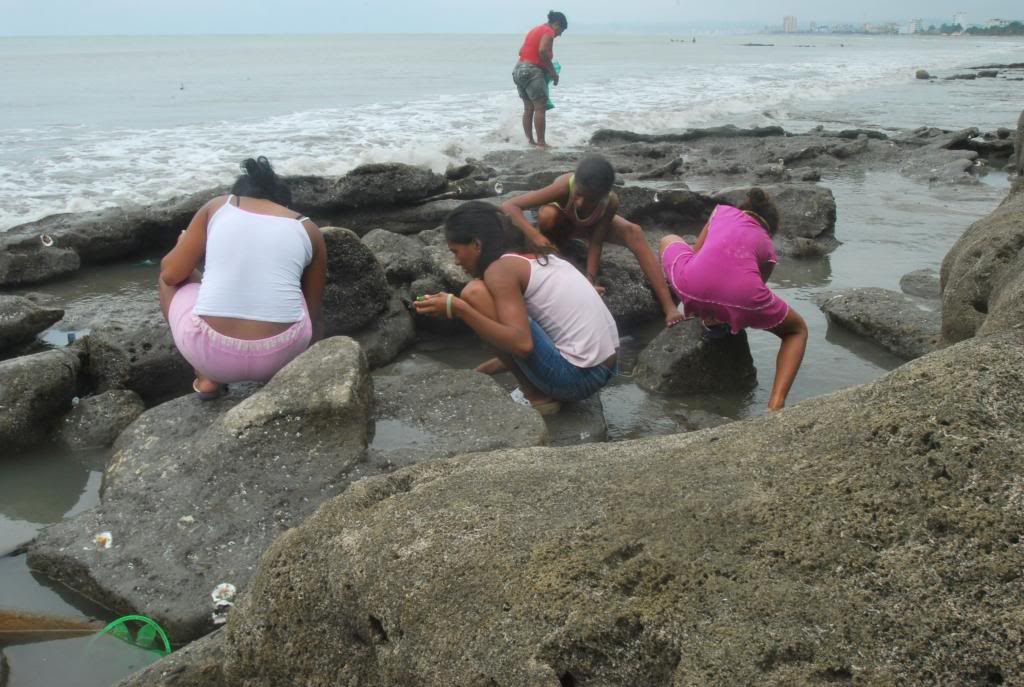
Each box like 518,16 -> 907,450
739,187 -> 780,237
574,156 -> 615,198
548,10 -> 568,29
445,201 -> 552,277
230,156 -> 292,206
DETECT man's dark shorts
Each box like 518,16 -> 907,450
513,61 -> 548,103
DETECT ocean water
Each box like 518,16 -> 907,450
1,32 -> 1023,230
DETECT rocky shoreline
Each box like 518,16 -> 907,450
1,114 -> 1022,686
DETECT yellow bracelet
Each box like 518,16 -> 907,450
446,293 -> 454,320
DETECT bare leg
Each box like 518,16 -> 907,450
766,308 -> 808,411
521,99 -> 536,145
658,234 -> 687,256
475,357 -> 507,375
459,280 -> 553,406
609,216 -> 684,327
531,99 -> 549,147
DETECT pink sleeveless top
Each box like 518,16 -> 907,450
503,253 -> 618,367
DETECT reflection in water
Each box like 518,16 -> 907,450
822,320 -> 907,370
2,634 -> 160,687
0,451 -> 100,555
771,255 -> 832,289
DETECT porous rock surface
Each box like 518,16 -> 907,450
55,389 -> 145,451
321,226 -> 390,336
941,179 -> 1024,343
369,369 -> 547,470
816,287 -> 941,360
28,337 -> 373,642
0,294 -> 64,353
206,331 -> 1024,687
899,267 -> 941,300
633,318 -> 757,394
0,348 -> 81,452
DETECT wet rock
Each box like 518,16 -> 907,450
86,302 -> 193,404
321,226 -> 390,336
369,369 -> 547,471
712,183 -> 839,256
417,228 -> 472,292
0,295 -> 64,353
336,163 -> 448,208
351,294 -> 416,369
633,319 -> 757,394
55,389 -> 145,451
362,229 -> 433,285
326,199 -> 460,236
116,630 -> 226,687
900,267 -> 941,300
0,241 -> 80,287
915,69 -> 931,79
816,287 -> 940,360
1016,109 -> 1024,176
941,182 -> 1024,343
0,348 -> 81,452
977,69 -> 999,78
945,73 -> 977,80
590,124 -> 787,145
543,393 -> 607,446
28,337 -> 373,643
617,187 -> 715,235
828,134 -> 869,159
220,330 -> 1024,686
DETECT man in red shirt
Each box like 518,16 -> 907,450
513,11 -> 567,148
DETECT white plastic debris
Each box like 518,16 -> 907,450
40,234 -> 54,247
94,531 -> 113,549
493,181 -> 504,195
211,582 -> 237,603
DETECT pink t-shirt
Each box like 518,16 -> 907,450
662,204 -> 789,333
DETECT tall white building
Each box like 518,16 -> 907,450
783,16 -> 797,32
953,12 -> 968,29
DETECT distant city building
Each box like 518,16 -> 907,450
985,18 -> 1010,28
900,18 -> 922,34
953,12 -> 968,29
783,15 -> 797,33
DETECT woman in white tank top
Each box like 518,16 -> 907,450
414,201 -> 619,414
159,157 -> 327,399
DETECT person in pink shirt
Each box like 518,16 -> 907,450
659,188 -> 808,411
513,11 -> 567,147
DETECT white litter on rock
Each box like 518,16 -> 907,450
493,181 -> 504,195
94,531 -> 112,549
40,234 -> 54,247
211,582 -> 237,603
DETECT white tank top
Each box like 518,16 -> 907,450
194,197 -> 313,323
504,253 -> 619,367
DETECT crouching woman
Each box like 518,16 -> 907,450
414,201 -> 619,415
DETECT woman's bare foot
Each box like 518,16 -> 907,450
193,376 -> 225,399
475,357 -> 507,375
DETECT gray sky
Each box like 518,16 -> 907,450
2,0 -> 1021,36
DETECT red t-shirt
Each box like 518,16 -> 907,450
518,24 -> 555,66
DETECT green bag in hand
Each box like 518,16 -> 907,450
545,61 -> 561,111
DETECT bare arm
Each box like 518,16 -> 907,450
760,261 -> 775,283
500,174 -> 572,246
414,260 -> 533,356
692,220 -> 711,254
538,33 -> 558,83
301,222 -> 327,342
160,198 -> 217,285
584,197 -> 618,283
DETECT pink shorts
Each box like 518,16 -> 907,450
168,283 -> 312,384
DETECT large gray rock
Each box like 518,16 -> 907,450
941,182 -> 1024,343
85,302 -> 193,404
593,243 -> 663,326
361,229 -> 433,285
0,295 -> 64,353
1015,109 -> 1024,176
55,389 -> 145,451
712,184 -> 839,256
216,331 -> 1024,686
321,226 -> 390,336
328,199 -> 461,236
633,319 -> 757,394
351,294 -> 416,369
899,267 -> 941,300
0,348 -> 81,452
369,369 -> 547,470
0,241 -> 79,287
616,187 -> 716,235
336,163 -> 448,208
28,337 -> 373,643
816,287 -> 941,360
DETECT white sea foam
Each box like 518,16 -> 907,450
1,34 -> 1020,230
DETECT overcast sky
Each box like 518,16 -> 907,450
2,0 -> 1021,36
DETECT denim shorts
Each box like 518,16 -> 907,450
511,320 -> 615,402
513,61 -> 548,103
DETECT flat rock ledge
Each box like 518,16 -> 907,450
119,329 -> 1024,686
816,287 -> 941,360
28,337 -> 374,643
